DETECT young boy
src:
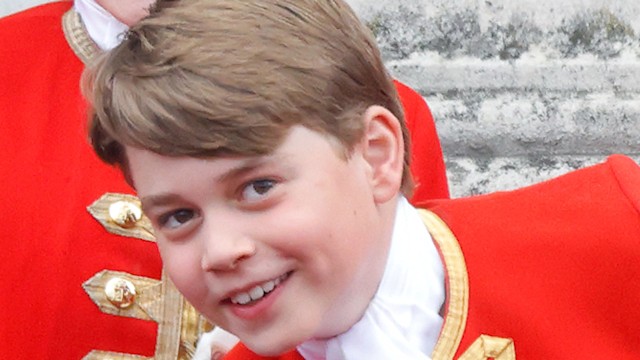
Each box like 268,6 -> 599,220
2,0 -> 448,358
86,0 -> 640,359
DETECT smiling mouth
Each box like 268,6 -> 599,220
230,272 -> 291,305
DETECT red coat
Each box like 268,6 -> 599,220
396,80 -> 450,201
0,3 -> 448,358
224,155 -> 640,359
422,154 -> 640,359
0,2 -> 161,358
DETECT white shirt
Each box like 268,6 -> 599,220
74,0 -> 128,50
297,197 -> 445,359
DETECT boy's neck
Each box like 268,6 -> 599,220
298,196 -> 445,359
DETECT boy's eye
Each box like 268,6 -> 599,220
241,179 -> 276,202
159,209 -> 195,229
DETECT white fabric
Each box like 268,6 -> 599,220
74,0 -> 128,50
297,197 -> 445,359
193,327 -> 240,360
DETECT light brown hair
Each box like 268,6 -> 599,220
87,0 -> 413,193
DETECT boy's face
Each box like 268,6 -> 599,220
126,126 -> 394,355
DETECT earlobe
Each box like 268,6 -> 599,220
360,105 -> 404,204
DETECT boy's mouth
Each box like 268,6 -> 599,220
230,272 -> 290,305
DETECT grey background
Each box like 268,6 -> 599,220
0,0 -> 56,17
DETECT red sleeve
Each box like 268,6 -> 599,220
393,80 -> 450,202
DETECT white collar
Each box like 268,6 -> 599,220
74,0 -> 129,50
297,197 -> 445,359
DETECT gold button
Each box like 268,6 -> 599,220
104,277 -> 137,309
108,200 -> 142,228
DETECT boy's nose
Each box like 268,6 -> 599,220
200,224 -> 256,272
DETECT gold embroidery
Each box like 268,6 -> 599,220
458,335 -> 515,360
178,302 -> 215,358
154,272 -> 193,359
61,8 -> 99,64
83,270 -> 161,321
84,193 -> 210,359
419,210 -> 470,360
82,351 -> 151,360
87,193 -> 156,242
84,270 -> 211,359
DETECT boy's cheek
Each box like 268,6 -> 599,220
157,244 -> 205,298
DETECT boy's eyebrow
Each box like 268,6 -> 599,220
140,193 -> 184,213
140,155 -> 285,210
214,153 -> 292,183
215,157 -> 271,184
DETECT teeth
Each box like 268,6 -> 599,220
231,273 -> 288,305
249,286 -> 264,300
233,293 -> 251,305
262,280 -> 275,292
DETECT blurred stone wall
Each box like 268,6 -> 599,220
350,0 -> 640,197
4,0 -> 639,197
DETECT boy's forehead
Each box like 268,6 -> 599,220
126,146 -> 281,180
124,126 -> 346,190
126,146 -> 282,208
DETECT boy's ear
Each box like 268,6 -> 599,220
359,105 -> 404,204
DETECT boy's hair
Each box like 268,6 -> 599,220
87,0 -> 413,194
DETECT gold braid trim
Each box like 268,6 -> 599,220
458,335 -> 515,360
84,192 -> 212,359
62,8 -> 99,65
419,210 -> 515,359
419,209 -> 470,360
83,351 -> 151,360
87,193 -> 156,242
83,270 -> 161,321
178,301 -> 215,358
154,272 -> 190,359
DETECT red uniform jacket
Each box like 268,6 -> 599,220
0,3 -> 448,358
0,2 -> 162,358
396,80 -> 450,201
224,155 -> 640,359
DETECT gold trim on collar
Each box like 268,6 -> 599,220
420,210 -> 515,359
62,8 -> 100,64
418,209 -> 469,360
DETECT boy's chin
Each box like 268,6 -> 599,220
241,332 -> 305,357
